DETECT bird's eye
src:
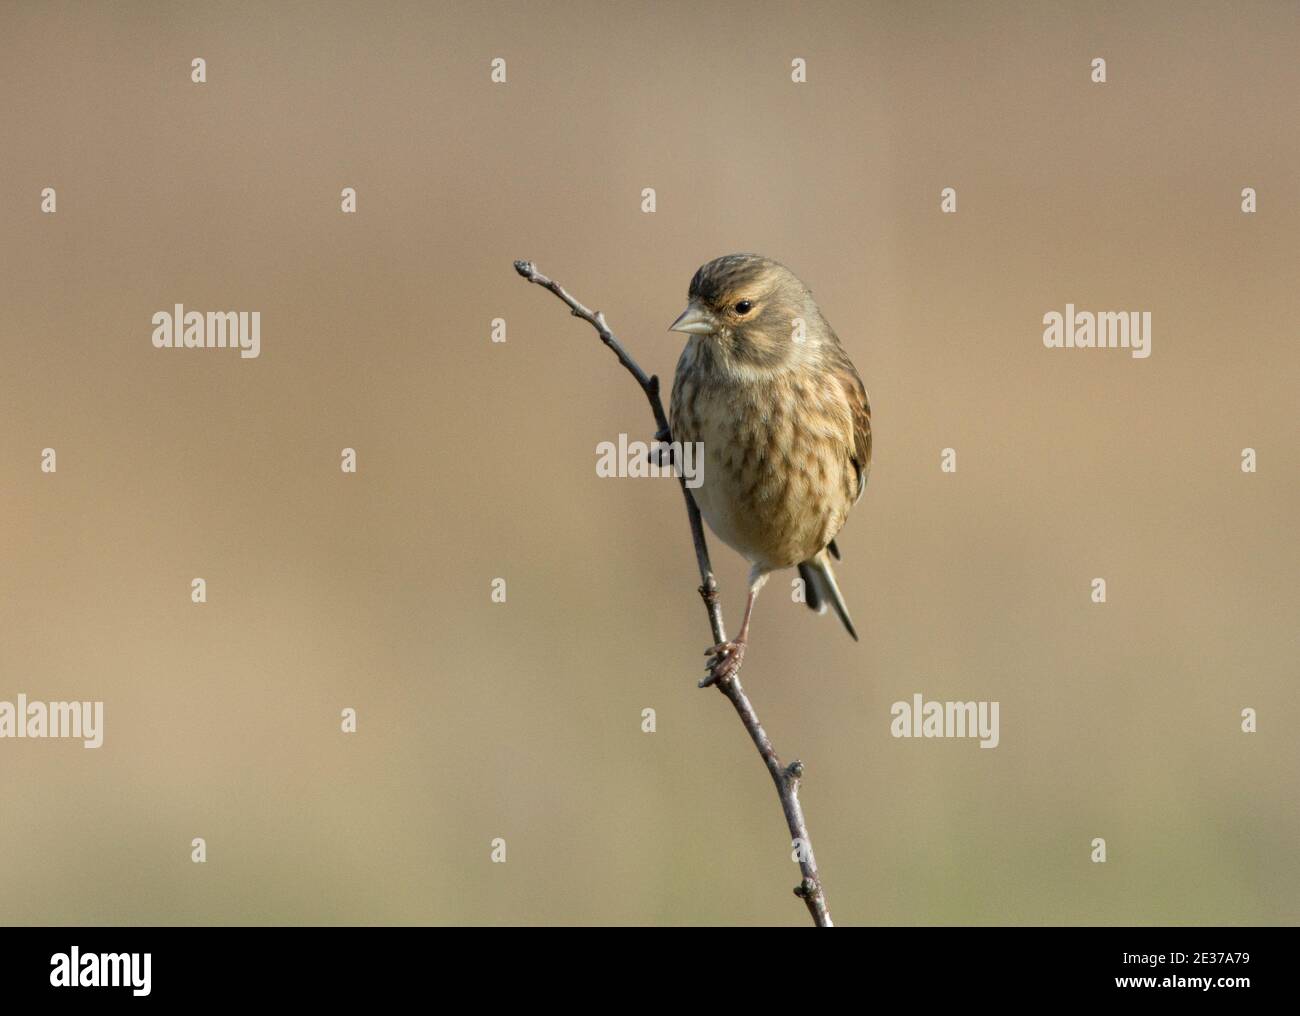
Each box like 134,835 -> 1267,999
734,300 -> 753,315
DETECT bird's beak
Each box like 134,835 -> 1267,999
668,302 -> 717,336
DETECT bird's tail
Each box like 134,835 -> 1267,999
797,549 -> 859,642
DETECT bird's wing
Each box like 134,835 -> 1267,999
832,347 -> 872,503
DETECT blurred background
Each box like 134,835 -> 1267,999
0,0 -> 1296,925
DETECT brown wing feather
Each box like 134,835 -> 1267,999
830,346 -> 871,502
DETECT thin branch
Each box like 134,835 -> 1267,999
513,259 -> 833,927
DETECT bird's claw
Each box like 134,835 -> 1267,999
701,639 -> 746,687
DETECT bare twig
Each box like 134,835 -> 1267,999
513,259 -> 833,927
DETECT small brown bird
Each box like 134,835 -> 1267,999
669,254 -> 871,682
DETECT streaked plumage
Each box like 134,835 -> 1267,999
668,254 -> 871,681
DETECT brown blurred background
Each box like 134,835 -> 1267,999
0,1 -> 1296,925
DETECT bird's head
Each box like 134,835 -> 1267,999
669,254 -> 821,369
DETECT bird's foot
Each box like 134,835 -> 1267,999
701,638 -> 747,688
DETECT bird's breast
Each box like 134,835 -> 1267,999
671,370 -> 855,571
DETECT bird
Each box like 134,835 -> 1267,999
668,254 -> 871,683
